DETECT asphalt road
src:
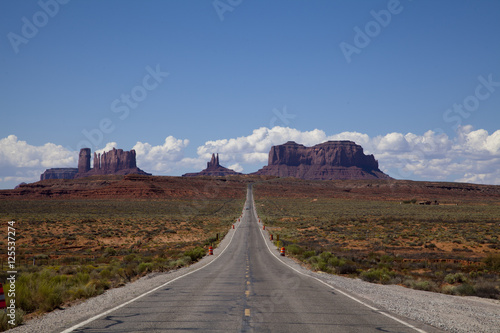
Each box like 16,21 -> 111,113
65,185 -> 440,333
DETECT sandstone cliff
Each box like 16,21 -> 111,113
254,141 -> 391,180
183,153 -> 242,177
40,148 -> 150,180
75,148 -> 150,178
40,168 -> 78,180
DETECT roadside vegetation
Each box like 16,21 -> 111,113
0,198 -> 243,330
256,196 -> 500,300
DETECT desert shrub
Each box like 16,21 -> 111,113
319,252 -> 333,261
138,262 -> 154,274
169,256 -> 192,269
404,278 -> 437,292
286,244 -> 304,255
99,268 -> 112,280
86,279 -> 110,293
444,273 -> 468,284
336,264 -> 358,275
454,283 -> 475,296
441,284 -> 455,295
302,250 -> 316,259
483,254 -> 500,271
124,254 -> 137,263
360,268 -> 394,284
204,235 -> 218,246
307,256 -> 328,272
104,247 -> 117,257
473,280 -> 500,299
0,308 -> 24,330
184,247 -> 206,262
327,256 -> 346,267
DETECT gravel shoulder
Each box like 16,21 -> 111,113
8,218 -> 500,333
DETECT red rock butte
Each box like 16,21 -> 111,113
253,140 -> 391,180
182,153 -> 242,177
40,148 -> 150,180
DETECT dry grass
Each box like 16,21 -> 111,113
254,193 -> 500,299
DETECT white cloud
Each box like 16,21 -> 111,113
197,126 -> 329,165
95,142 -> 118,155
133,136 -> 190,172
228,163 -> 244,173
0,135 -> 77,186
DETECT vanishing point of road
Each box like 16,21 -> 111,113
62,185 -> 441,333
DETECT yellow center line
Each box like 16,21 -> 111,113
245,290 -> 250,297
245,308 -> 251,316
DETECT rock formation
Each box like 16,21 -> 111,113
40,147 -> 150,181
75,148 -> 150,178
253,141 -> 391,180
40,168 -> 78,180
183,153 -> 242,177
78,148 -> 91,173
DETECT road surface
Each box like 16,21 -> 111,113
63,185 -> 440,332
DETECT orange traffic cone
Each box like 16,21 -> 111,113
232,224 -> 235,229
263,225 -> 265,230
280,247 -> 285,256
270,234 -> 273,240
209,246 -> 213,255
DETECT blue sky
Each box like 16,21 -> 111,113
1,0 -> 500,189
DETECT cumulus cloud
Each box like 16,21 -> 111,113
133,136 -> 190,172
1,126 -> 500,188
95,142 -> 118,156
197,127 -> 329,164
0,135 -> 77,186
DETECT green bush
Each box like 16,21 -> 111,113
302,250 -> 316,259
444,273 -> 468,284
286,244 -> 304,255
454,283 -> 475,296
327,256 -> 346,267
138,262 -> 154,274
319,252 -> 333,261
360,268 -> 394,284
184,247 -> 206,262
404,278 -> 437,292
0,308 -> 24,330
483,254 -> 500,271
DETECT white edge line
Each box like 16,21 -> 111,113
252,195 -> 427,333
60,213 -> 243,333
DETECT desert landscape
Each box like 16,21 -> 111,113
253,178 -> 500,298
1,141 -> 500,330
1,175 -> 499,325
